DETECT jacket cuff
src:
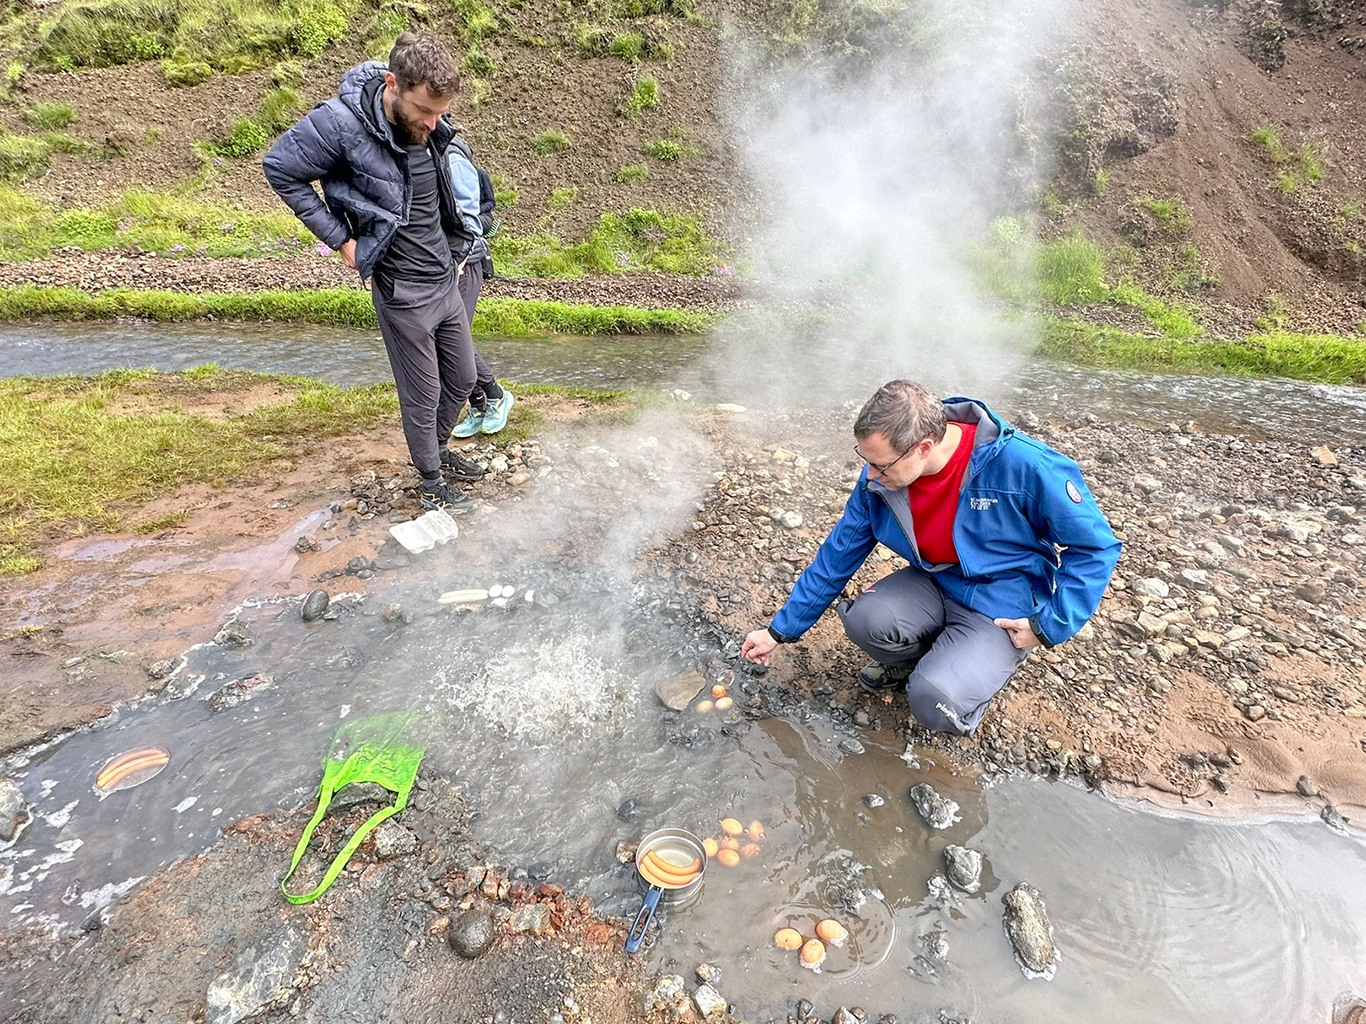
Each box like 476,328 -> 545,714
767,625 -> 796,644
1028,615 -> 1056,649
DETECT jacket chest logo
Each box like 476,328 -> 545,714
969,496 -> 998,511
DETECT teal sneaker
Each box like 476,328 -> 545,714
480,391 -> 515,434
452,404 -> 484,438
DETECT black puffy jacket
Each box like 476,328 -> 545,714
263,62 -> 470,281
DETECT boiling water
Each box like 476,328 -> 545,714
3,570 -> 1364,1022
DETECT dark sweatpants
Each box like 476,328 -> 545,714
435,261 -> 498,433
836,567 -> 1030,736
372,271 -> 476,477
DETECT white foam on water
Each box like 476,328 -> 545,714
172,796 -> 198,814
431,629 -> 636,745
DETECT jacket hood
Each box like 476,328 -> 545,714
337,62 -> 392,146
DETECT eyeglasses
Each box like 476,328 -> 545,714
853,443 -> 912,475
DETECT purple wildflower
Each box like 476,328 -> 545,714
316,240 -> 331,256
711,264 -> 734,276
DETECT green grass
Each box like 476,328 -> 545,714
0,188 -> 314,258
31,0 -> 361,73
1040,320 -> 1366,385
1033,233 -> 1109,304
620,76 -> 659,118
0,285 -> 718,335
1297,143 -> 1324,183
1138,194 -> 1191,234
1276,169 -> 1298,195
641,138 -> 700,161
1251,123 -> 1288,163
614,163 -> 649,183
547,186 -> 577,210
533,130 -> 571,156
490,207 -> 721,277
0,134 -> 51,181
0,368 -> 397,573
23,101 -> 77,130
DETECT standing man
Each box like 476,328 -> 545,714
263,32 -> 503,511
741,380 -> 1121,736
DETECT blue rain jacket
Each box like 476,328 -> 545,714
770,398 -> 1121,648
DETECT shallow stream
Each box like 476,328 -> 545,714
3,322 -> 1366,1019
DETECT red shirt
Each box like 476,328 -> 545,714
908,423 -> 976,564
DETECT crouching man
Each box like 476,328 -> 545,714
741,379 -> 1121,736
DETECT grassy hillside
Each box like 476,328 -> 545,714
0,0 -> 1363,334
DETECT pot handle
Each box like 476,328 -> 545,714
624,885 -> 662,953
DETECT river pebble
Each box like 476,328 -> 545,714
208,672 -> 276,712
943,845 -> 983,893
448,909 -> 495,959
301,589 -> 330,622
373,821 -> 418,859
0,778 -> 27,842
1002,882 -> 1058,977
655,668 -> 707,711
909,783 -> 959,829
692,983 -> 726,1019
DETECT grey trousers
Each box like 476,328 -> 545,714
372,271 -> 476,477
836,567 -> 1030,736
438,260 -> 499,423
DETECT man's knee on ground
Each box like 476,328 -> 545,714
839,591 -> 904,649
906,677 -> 976,737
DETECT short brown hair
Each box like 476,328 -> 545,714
388,32 -> 461,98
854,379 -> 946,452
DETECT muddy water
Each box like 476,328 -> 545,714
3,321 -> 1366,443
3,570 -> 1364,1022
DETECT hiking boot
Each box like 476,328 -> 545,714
857,662 -> 912,691
440,447 -> 486,482
452,405 -> 484,438
480,391 -> 515,434
420,479 -> 473,513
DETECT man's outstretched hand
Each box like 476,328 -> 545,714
741,628 -> 778,666
994,617 -> 1042,649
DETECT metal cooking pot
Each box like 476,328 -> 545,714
624,826 -> 708,953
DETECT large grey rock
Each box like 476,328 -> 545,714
943,845 -> 983,893
205,927 -> 305,1024
510,903 -> 551,935
448,909 -> 495,958
692,983 -> 727,1019
372,820 -> 418,860
1002,882 -> 1058,977
909,783 -> 959,829
1132,577 -> 1170,599
655,668 -> 706,711
0,778 -> 27,842
207,673 -> 275,712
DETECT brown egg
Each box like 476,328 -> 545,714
815,919 -> 848,945
711,684 -> 727,698
720,817 -> 744,835
702,837 -> 719,858
718,835 -> 740,851
747,820 -> 765,839
740,842 -> 761,858
715,696 -> 734,711
799,938 -> 826,966
774,927 -> 803,950
717,848 -> 740,867
695,699 -> 714,713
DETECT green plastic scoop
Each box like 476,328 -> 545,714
281,711 -> 426,904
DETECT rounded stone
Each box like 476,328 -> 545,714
301,589 -> 330,622
448,909 -> 495,959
